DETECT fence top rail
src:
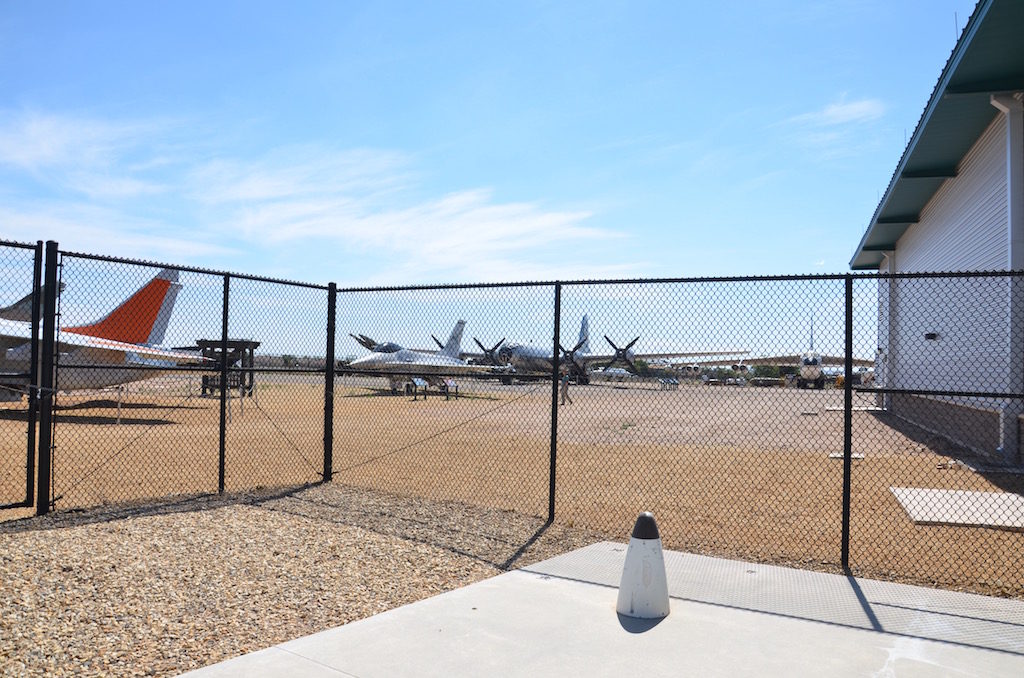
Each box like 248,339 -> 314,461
1,239 -> 41,252
49,241 -> 1024,294
58,247 -> 330,291
337,269 -> 1024,293
339,273 -> 856,294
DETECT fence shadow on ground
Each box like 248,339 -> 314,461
0,482 -> 611,574
867,410 -> 1024,495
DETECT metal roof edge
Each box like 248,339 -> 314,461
849,0 -> 993,269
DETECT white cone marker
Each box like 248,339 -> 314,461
616,511 -> 670,619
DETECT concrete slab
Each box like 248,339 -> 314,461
891,487 -> 1024,531
181,542 -> 1024,678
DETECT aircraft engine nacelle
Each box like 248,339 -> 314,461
496,345 -> 515,365
731,363 -> 749,373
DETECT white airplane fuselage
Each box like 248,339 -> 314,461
346,320 -> 510,393
0,269 -> 201,400
348,348 -> 476,374
797,351 -> 825,388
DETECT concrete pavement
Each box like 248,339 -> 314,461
181,542 -> 1024,677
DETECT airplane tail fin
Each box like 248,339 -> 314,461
0,283 -> 65,322
578,315 -> 591,354
64,268 -> 182,345
440,320 -> 467,359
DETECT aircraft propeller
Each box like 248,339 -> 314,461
558,338 -> 587,374
602,335 -> 640,372
473,337 -> 507,365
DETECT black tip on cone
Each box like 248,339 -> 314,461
631,512 -> 660,540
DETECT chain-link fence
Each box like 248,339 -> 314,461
2,240 -> 1022,598
0,240 -> 42,509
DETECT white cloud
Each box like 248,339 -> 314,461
66,173 -> 166,200
0,109 -> 635,284
780,95 -> 886,160
0,110 -> 163,174
0,205 -> 236,261
187,146 -> 410,205
789,97 -> 885,128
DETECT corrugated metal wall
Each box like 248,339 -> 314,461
897,114 -> 1008,272
878,113 -> 1015,457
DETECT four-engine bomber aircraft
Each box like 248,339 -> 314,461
0,268 -> 205,400
469,315 -> 745,384
344,319 -> 512,393
697,317 -> 873,388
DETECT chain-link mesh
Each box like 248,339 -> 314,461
224,276 -> 328,491
49,257 -> 224,507
333,284 -> 555,516
555,278 -> 854,568
0,241 -> 40,508
849,273 -> 1024,597
6,246 -> 1022,598
45,255 -> 336,508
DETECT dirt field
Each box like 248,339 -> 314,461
3,374 -> 1022,598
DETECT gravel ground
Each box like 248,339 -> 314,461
0,483 -> 611,677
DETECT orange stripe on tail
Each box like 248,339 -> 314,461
65,277 -> 173,345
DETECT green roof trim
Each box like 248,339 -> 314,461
849,0 -> 1024,270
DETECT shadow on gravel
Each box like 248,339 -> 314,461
257,485 -> 608,572
0,482 -> 610,573
0,485 -> 312,534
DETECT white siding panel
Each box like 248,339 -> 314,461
888,276 -> 1009,395
898,114 -> 1008,272
887,115 -> 1011,395
875,258 -> 891,388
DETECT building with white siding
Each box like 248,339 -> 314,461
850,0 -> 1024,465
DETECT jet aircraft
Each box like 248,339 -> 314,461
697,316 -> 873,388
0,268 -> 204,400
345,320 -> 511,393
469,315 -> 745,384
0,283 -> 64,322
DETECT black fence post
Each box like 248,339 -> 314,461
24,241 -> 43,508
218,274 -> 229,494
323,283 -> 337,483
35,241 -> 59,516
841,274 -> 854,570
548,282 -> 562,524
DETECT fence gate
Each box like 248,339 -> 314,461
0,240 -> 43,510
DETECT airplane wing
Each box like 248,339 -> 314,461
1,318 -> 206,366
573,343 -> 750,372
610,349 -> 749,361
703,353 -> 873,368
56,332 -> 207,365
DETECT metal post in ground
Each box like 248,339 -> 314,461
323,283 -> 337,482
548,282 -> 562,524
841,274 -> 854,569
218,274 -> 229,494
35,241 -> 59,516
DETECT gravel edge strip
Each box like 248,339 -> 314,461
0,484 -> 612,677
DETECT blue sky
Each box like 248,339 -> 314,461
0,0 -> 980,287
